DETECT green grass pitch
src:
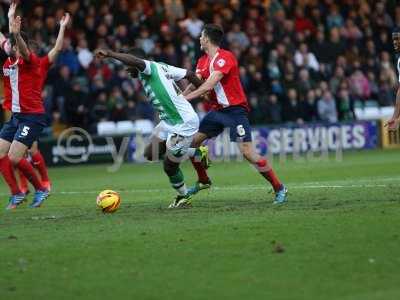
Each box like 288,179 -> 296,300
1,149 -> 400,300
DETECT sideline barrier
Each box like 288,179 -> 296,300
34,121 -> 379,167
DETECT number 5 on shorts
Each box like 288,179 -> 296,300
21,126 -> 30,137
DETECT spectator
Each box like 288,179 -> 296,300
294,43 -> 320,72
90,92 -> 110,125
318,91 -> 338,123
65,80 -> 88,127
0,0 -> 398,134
340,19 -> 363,41
57,37 -> 80,75
125,100 -> 138,121
349,70 -> 371,101
294,6 -> 315,35
283,88 -> 303,124
136,94 -> 155,121
301,89 -> 319,122
327,4 -> 344,29
265,94 -> 282,124
109,87 -> 127,122
329,66 -> 346,95
77,38 -> 93,69
336,88 -> 356,121
324,28 -> 346,68
372,1 -> 393,29
180,10 -> 204,39
296,68 -> 316,97
227,23 -> 250,51
378,82 -> 396,106
311,29 -> 331,66
53,65 -> 72,123
136,27 -> 155,54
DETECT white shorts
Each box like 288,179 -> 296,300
153,116 -> 199,157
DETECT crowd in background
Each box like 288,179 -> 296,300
0,0 -> 399,136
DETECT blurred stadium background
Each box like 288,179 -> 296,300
0,0 -> 399,163
2,2 -> 400,299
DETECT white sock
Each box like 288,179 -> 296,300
187,148 -> 197,158
174,183 -> 188,196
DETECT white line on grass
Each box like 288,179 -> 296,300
0,183 -> 391,196
1,177 -> 398,196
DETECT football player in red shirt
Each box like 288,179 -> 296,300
10,12 -> 70,194
184,24 -> 288,204
0,10 -> 50,209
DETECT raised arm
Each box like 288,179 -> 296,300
48,13 -> 70,63
11,16 -> 30,61
95,49 -> 146,71
185,71 -> 223,101
8,1 -> 17,33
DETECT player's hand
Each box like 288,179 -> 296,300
94,49 -> 109,59
384,117 -> 400,131
60,13 -> 71,28
8,1 -> 18,20
10,15 -> 21,34
201,92 -> 211,102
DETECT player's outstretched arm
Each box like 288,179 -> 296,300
185,71 -> 223,101
48,13 -> 70,63
10,16 -> 30,61
182,84 -> 196,96
384,87 -> 400,131
184,71 -> 203,88
95,49 -> 146,72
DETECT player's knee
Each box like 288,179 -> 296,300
0,141 -> 10,158
8,153 -> 23,166
190,133 -> 207,148
240,143 -> 258,163
29,148 -> 38,156
29,142 -> 38,154
240,144 -> 252,157
0,148 -> 8,159
163,159 -> 179,177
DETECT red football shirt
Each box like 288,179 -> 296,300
39,55 -> 52,89
2,53 -> 45,113
196,48 -> 249,111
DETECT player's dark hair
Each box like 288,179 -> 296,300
9,31 -> 31,49
20,31 -> 29,43
28,39 -> 40,53
127,47 -> 147,59
203,24 -> 224,46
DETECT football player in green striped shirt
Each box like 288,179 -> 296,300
95,48 -> 207,208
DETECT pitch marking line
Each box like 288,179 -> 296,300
1,177 -> 398,196
0,183 -> 391,196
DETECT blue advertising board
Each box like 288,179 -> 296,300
205,121 -> 378,157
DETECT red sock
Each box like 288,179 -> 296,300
0,156 -> 21,194
31,151 -> 49,182
190,157 -> 210,183
256,159 -> 282,192
17,158 -> 44,191
18,169 -> 29,193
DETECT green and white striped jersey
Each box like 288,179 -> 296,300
139,60 -> 197,126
